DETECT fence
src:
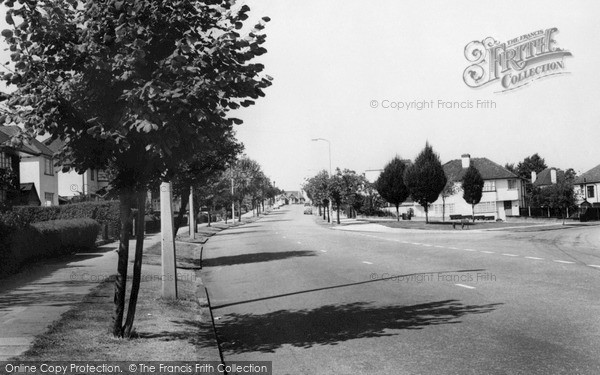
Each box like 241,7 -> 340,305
519,206 -> 600,221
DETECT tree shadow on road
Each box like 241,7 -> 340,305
213,299 -> 502,354
202,250 -> 316,267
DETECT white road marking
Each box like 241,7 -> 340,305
434,245 -> 445,248
448,246 -> 459,250
411,242 -> 422,245
297,241 -> 302,244
554,260 -> 575,264
589,265 -> 600,268
480,251 -> 495,254
282,236 -> 286,239
525,256 -> 543,260
502,253 -> 518,257
362,261 -> 373,265
320,250 -> 327,253
463,249 -> 476,251
422,244 -> 433,247
455,284 -> 476,289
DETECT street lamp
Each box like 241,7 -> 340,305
311,138 -> 332,223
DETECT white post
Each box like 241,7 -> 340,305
189,186 -> 195,239
231,177 -> 235,223
160,182 -> 177,299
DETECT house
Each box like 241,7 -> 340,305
532,168 -> 565,189
0,130 -> 21,205
402,154 -> 525,220
0,126 -> 59,206
44,138 -> 110,201
574,164 -> 600,206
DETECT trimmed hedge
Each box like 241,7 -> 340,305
0,218 -> 100,276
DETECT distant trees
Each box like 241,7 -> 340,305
516,153 -> 547,180
404,143 -> 447,223
461,165 -> 484,221
375,157 -> 410,221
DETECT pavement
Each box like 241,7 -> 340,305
202,204 -> 600,375
0,209 -> 258,361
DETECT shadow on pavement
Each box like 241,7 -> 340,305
202,250 -> 316,268
214,299 -> 502,353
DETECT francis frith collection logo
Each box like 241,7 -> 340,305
463,28 -> 572,92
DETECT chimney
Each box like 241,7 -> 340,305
550,169 -> 557,184
461,154 -> 471,168
531,171 -> 537,183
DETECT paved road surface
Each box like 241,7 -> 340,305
202,205 -> 600,375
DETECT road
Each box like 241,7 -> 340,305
201,205 -> 600,375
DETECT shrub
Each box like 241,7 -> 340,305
0,218 -> 100,276
12,201 -> 120,236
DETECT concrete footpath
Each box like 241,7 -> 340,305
0,232 -> 162,360
0,210 -> 260,361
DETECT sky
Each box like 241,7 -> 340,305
1,1 -> 599,191
234,0 -> 600,190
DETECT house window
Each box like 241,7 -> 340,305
482,181 -> 496,192
432,204 -> 454,215
473,201 -> 496,213
508,179 -> 517,190
44,192 -> 54,206
0,152 -> 11,170
588,186 -> 595,198
44,157 -> 54,176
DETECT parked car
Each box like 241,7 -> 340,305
304,207 -> 312,215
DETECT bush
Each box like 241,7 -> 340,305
12,201 -> 120,237
0,218 -> 100,276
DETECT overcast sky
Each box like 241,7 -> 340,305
2,1 -> 599,191
236,0 -> 600,190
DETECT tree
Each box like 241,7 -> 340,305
375,157 -> 410,221
304,170 -> 330,221
0,0 -> 272,337
461,165 -> 484,221
440,178 -> 459,222
504,163 -> 517,174
517,153 -> 547,180
404,143 -> 446,223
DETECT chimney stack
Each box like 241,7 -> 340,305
550,169 -> 557,184
461,154 -> 471,168
531,171 -> 537,183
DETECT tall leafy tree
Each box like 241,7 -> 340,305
0,0 -> 271,337
517,153 -> 547,180
440,178 -> 459,222
404,143 -> 446,223
375,156 -> 410,221
461,165 -> 484,221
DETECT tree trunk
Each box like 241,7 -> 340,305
123,191 -> 146,337
238,200 -> 242,222
113,190 -> 133,337
336,204 -> 340,224
322,204 -> 326,220
173,190 -> 190,236
472,204 -> 475,222
207,206 -> 211,227
424,204 -> 429,224
442,197 -> 446,222
327,205 -> 330,223
396,205 -> 400,221
318,205 -> 322,217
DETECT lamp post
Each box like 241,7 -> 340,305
311,138 -> 332,223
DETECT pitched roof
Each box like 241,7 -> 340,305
443,157 -> 518,181
533,168 -> 565,187
0,126 -> 54,157
44,137 -> 65,154
575,164 -> 600,184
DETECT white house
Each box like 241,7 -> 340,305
0,126 -> 59,206
45,138 -> 110,200
574,164 -> 600,206
400,154 -> 525,220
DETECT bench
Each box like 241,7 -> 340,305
450,214 -> 471,229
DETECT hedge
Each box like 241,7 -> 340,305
0,218 -> 100,276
